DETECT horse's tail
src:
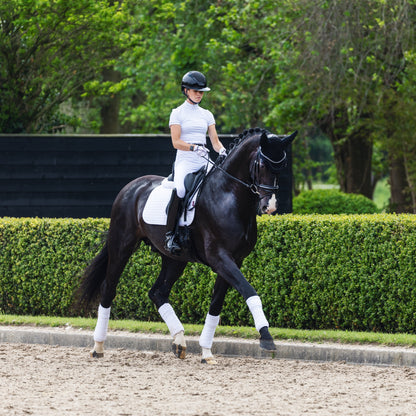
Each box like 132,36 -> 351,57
76,241 -> 109,309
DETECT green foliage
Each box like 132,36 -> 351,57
0,217 -> 108,315
1,215 -> 416,334
0,0 -> 126,133
2,1 -> 416,210
254,215 -> 416,333
293,189 -> 379,214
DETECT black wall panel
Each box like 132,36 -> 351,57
0,134 -> 292,218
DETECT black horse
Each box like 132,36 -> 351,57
79,127 -> 297,363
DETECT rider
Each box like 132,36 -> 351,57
165,70 -> 227,255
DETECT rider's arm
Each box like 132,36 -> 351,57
170,124 -> 194,151
208,124 -> 226,154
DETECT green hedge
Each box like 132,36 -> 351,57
293,189 -> 379,214
1,215 -> 416,333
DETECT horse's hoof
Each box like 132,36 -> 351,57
90,350 -> 104,358
201,357 -> 218,365
260,338 -> 277,351
259,326 -> 277,351
172,343 -> 186,359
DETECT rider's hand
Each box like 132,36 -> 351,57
216,147 -> 227,164
194,145 -> 209,158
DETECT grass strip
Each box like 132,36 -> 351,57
1,314 -> 415,347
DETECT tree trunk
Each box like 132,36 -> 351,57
99,68 -> 121,134
389,155 -> 414,213
334,132 -> 373,198
321,116 -> 374,199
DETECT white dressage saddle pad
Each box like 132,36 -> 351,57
142,178 -> 198,226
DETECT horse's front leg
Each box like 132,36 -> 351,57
148,256 -> 188,359
199,276 -> 230,364
212,255 -> 276,352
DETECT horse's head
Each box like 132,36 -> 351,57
253,130 -> 297,214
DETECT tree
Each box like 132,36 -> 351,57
114,0 -> 230,133
9,0 -> 415,212
266,0 -> 416,203
378,55 -> 416,213
0,0 -> 126,133
111,0 -> 296,134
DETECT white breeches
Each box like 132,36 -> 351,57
174,152 -> 208,198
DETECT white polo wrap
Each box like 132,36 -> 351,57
158,303 -> 185,337
93,304 -> 111,342
199,313 -> 220,349
246,295 -> 269,332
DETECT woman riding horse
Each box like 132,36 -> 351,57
79,119 -> 296,364
165,71 -> 227,255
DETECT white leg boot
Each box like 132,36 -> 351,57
158,303 -> 186,359
246,295 -> 276,350
246,295 -> 269,331
91,304 -> 111,358
199,313 -> 220,364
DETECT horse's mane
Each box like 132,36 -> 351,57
220,127 -> 270,164
204,127 -> 268,184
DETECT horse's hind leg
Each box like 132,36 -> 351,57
148,255 -> 188,358
91,227 -> 139,358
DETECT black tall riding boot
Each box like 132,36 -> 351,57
165,189 -> 183,255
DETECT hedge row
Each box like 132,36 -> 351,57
1,215 -> 416,333
292,189 -> 379,214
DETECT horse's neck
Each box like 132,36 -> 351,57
203,138 -> 259,217
222,138 -> 258,180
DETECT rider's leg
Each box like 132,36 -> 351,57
165,159 -> 189,255
165,188 -> 183,254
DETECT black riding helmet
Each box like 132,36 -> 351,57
181,71 -> 211,93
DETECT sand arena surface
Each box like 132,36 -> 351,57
1,343 -> 416,416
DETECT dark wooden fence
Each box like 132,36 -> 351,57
0,134 -> 292,218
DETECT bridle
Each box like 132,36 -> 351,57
249,148 -> 287,197
210,146 -> 287,198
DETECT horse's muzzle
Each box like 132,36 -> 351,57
258,194 -> 276,215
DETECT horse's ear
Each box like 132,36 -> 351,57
260,131 -> 269,147
282,130 -> 298,146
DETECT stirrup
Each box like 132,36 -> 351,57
165,232 -> 181,255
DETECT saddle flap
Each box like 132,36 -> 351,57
183,167 -> 206,220
142,186 -> 198,226
184,167 -> 206,194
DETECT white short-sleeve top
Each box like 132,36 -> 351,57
169,101 -> 215,145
